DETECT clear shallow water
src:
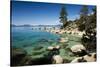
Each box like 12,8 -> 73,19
11,27 -> 60,48
11,27 -> 82,62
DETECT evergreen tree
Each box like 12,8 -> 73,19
80,5 -> 89,17
82,6 -> 96,52
59,6 -> 68,29
78,5 -> 89,31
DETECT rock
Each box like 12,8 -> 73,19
47,46 -> 60,58
47,46 -> 54,51
59,38 -> 68,43
37,39 -> 49,42
70,44 -> 86,52
70,44 -> 87,56
27,57 -> 52,65
33,46 -> 43,50
11,47 -> 27,66
71,53 -> 96,63
52,55 -> 63,64
47,45 -> 60,51
71,57 -> 83,63
55,45 -> 60,49
83,53 -> 96,62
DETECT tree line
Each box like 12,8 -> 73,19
59,5 -> 96,52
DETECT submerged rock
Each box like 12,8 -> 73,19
47,46 -> 54,50
37,39 -> 49,42
59,37 -> 68,43
47,45 -> 61,56
33,46 -> 43,50
26,57 -> 52,65
11,47 -> 52,66
11,47 -> 27,66
47,45 -> 60,51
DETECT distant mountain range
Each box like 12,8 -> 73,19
11,24 -> 61,27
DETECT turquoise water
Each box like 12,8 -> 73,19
11,27 -> 60,49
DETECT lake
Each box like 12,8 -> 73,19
11,27 -> 60,53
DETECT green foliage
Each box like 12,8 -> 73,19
81,6 -> 96,52
80,5 -> 89,17
78,5 -> 89,31
59,6 -> 68,29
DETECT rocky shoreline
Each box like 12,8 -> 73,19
11,29 -> 96,66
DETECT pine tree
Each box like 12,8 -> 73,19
81,6 -> 96,52
78,5 -> 89,31
59,6 -> 68,29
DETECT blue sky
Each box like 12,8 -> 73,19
11,1 -> 95,25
